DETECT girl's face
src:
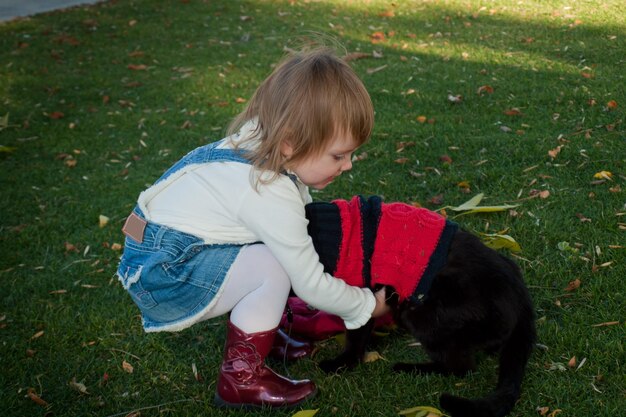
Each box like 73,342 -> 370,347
283,132 -> 358,190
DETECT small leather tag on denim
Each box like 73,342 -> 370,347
122,212 -> 147,243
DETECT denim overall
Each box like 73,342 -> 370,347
117,139 -> 252,332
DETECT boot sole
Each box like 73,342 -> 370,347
214,387 -> 318,409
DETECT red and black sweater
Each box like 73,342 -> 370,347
305,195 -> 458,304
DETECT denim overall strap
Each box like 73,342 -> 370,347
154,139 -> 251,185
131,139 -> 254,226
134,136 -> 299,225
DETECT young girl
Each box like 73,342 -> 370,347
117,48 -> 389,408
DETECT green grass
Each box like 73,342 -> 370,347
1,0 -> 624,416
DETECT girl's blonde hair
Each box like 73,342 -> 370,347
228,47 -> 374,182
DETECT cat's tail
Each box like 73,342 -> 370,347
439,310 -> 536,417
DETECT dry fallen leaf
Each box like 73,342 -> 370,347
343,52 -> 371,62
528,190 -> 550,199
69,377 -> 89,395
366,64 -> 388,74
64,242 -> 79,252
370,31 -> 386,43
503,108 -> 523,116
447,94 -> 463,104
576,213 -> 591,222
537,406 -> 550,416
548,145 -> 563,159
439,155 -> 453,164
192,362 -> 201,381
30,330 -> 44,340
564,278 -> 581,292
122,360 -> 134,373
27,388 -> 48,407
477,85 -> 494,95
568,356 -> 577,368
591,321 -> 619,327
457,181 -> 471,191
396,141 -> 416,152
353,151 -> 368,161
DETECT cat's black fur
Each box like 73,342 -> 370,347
316,229 -> 536,417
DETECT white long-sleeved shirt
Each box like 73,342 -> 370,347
137,123 -> 375,329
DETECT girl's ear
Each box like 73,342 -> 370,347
280,140 -> 294,158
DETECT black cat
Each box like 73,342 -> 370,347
305,196 -> 536,417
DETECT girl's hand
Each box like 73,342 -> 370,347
371,287 -> 391,318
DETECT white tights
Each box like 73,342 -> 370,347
201,244 -> 291,334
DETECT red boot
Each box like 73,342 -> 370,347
214,321 -> 317,408
269,328 -> 313,361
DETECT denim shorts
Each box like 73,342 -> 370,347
117,212 -> 243,332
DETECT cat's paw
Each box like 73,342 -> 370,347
319,352 -> 360,373
392,362 -> 418,373
319,357 -> 349,373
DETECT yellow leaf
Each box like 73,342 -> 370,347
99,215 -> 109,228
399,405 -> 448,417
333,333 -> 346,347
460,205 -> 519,215
0,145 -> 17,153
363,351 -> 385,363
449,193 -> 484,211
593,171 -> 613,180
292,409 -> 319,417
0,113 -> 8,128
447,193 -> 518,215
480,233 -> 522,252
